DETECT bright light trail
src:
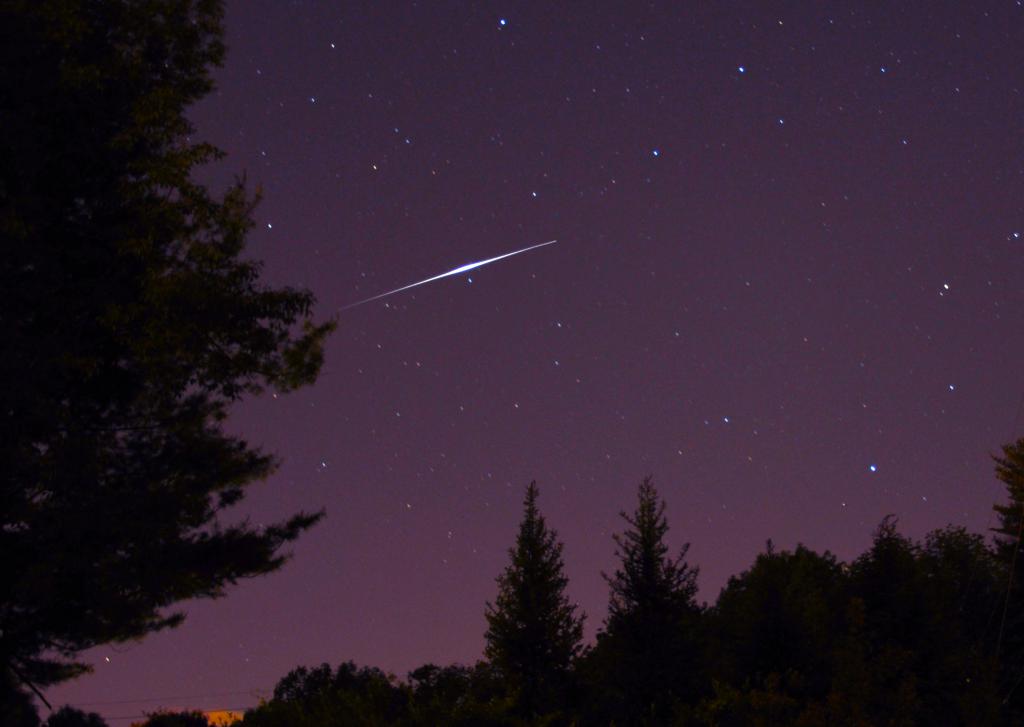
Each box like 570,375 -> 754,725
341,239 -> 557,309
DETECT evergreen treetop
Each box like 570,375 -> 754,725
591,477 -> 703,723
484,482 -> 584,717
992,438 -> 1024,560
605,476 -> 699,628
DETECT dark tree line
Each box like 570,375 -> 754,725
224,448 -> 1024,726
22,448 -> 1024,727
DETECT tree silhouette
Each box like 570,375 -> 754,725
222,463 -> 1020,725
43,706 -> 108,727
0,0 -> 332,709
846,518 -> 927,723
916,526 -> 1001,724
243,661 -> 409,726
408,662 -> 517,725
992,439 -> 1024,695
484,482 -> 584,718
992,439 -> 1024,561
987,438 -> 1024,721
710,542 -> 846,704
588,476 -> 703,723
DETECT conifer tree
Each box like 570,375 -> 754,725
1,0 -> 332,711
991,439 -> 1024,718
595,476 -> 702,723
993,439 -> 1024,562
484,482 -> 584,717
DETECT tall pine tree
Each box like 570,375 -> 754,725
992,439 -> 1024,718
593,477 -> 703,724
484,482 -> 584,718
1,0 -> 332,711
993,439 -> 1024,562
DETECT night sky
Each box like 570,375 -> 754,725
50,1 -> 1024,721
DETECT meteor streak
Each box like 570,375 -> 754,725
341,239 -> 557,309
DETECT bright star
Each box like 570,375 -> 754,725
869,464 -> 877,473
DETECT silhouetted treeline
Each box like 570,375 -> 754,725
34,440 -> 1024,725
230,440 -> 1024,726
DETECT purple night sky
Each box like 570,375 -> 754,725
49,1 -> 1023,721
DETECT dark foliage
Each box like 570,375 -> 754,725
240,452 -> 1024,726
584,477 -> 704,724
44,706 -> 108,727
406,662 -> 516,725
992,438 -> 1024,717
0,0 -> 332,710
242,661 -> 409,727
484,482 -> 584,719
706,542 -> 847,716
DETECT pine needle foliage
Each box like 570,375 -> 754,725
0,0 -> 333,706
596,476 -> 702,723
484,482 -> 584,717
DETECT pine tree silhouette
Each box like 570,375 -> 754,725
484,482 -> 584,717
597,476 -> 703,723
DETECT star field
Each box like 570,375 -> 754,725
50,1 -> 1024,719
